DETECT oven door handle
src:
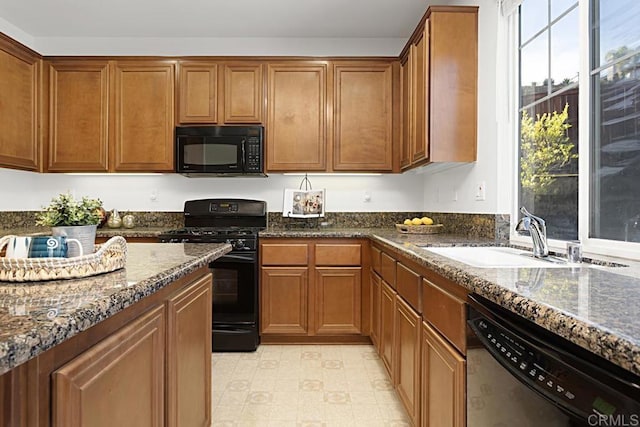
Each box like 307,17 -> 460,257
213,253 -> 256,263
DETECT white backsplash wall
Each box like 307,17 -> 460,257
0,169 -> 425,213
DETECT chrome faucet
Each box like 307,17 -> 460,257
515,207 -> 549,258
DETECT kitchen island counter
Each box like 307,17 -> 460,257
0,242 -> 230,375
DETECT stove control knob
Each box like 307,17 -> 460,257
170,238 -> 179,243
233,239 -> 245,250
181,238 -> 188,243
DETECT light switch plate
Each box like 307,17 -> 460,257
475,181 -> 486,201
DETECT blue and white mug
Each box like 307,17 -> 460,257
28,236 -> 83,258
5,236 -> 32,259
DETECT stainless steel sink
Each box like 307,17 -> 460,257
420,246 -> 573,268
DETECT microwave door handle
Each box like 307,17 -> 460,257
241,139 -> 247,171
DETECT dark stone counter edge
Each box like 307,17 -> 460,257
0,244 -> 232,376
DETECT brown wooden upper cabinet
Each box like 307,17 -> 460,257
266,60 -> 397,173
47,60 -> 110,171
113,61 -> 175,171
0,34 -> 41,172
266,62 -> 327,171
332,62 -> 395,172
177,61 -> 263,124
47,59 -> 175,172
400,6 -> 478,170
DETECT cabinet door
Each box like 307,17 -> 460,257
266,63 -> 327,171
53,306 -> 165,427
314,267 -> 362,335
113,61 -> 175,171
166,274 -> 212,427
47,60 -> 110,171
0,36 -> 40,171
332,63 -> 393,171
370,271 -> 381,350
422,321 -> 466,427
395,296 -> 421,426
399,55 -> 411,170
178,62 -> 217,123
429,9 -> 477,162
380,280 -> 396,380
411,26 -> 428,165
261,267 -> 309,334
224,63 -> 263,123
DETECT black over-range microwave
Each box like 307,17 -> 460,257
175,125 -> 264,176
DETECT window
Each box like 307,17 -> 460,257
519,1 -> 579,241
517,0 -> 640,250
590,0 -> 640,242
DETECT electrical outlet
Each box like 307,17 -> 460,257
475,181 -> 486,201
363,191 -> 371,202
150,190 -> 158,202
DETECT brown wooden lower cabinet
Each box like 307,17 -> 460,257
314,267 -> 362,335
260,267 -> 309,335
394,296 -> 421,426
370,271 -> 381,350
259,239 -> 369,341
53,306 -> 166,427
380,279 -> 396,379
166,274 -> 212,427
421,321 -> 466,427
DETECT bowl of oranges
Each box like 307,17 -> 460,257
395,216 -> 443,234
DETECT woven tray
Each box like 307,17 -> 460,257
395,223 -> 444,234
0,236 -> 127,282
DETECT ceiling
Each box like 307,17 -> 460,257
0,0 -> 431,39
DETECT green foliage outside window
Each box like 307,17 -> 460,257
520,104 -> 578,193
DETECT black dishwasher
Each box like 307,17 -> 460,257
467,294 -> 640,427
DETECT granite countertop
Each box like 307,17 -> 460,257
0,242 -> 231,375
259,227 -> 499,244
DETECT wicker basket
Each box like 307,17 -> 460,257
0,236 -> 127,282
395,223 -> 444,234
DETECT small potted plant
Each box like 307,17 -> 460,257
36,193 -> 104,257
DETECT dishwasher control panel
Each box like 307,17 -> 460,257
468,298 -> 640,423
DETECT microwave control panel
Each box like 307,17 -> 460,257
246,137 -> 262,172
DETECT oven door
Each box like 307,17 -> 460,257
209,251 -> 257,325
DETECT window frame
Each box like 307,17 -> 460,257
510,0 -> 640,261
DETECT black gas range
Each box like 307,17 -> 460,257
158,199 -> 267,352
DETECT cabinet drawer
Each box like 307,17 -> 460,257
397,263 -> 421,314
422,278 -> 466,354
316,244 -> 361,266
261,244 -> 309,266
380,252 -> 396,288
371,246 -> 381,274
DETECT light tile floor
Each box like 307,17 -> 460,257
212,344 -> 411,427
